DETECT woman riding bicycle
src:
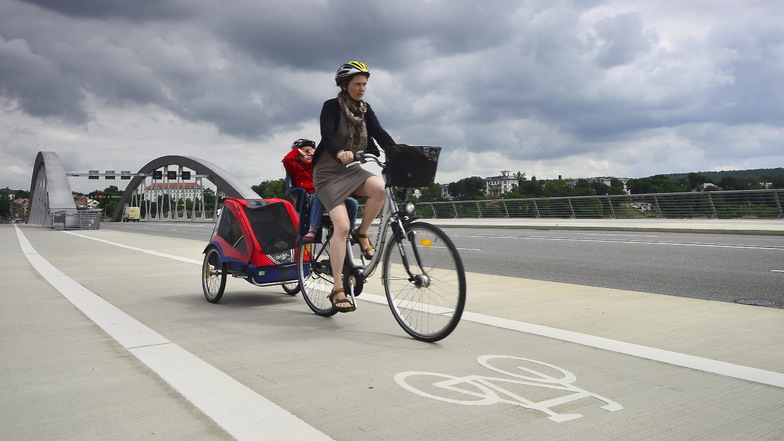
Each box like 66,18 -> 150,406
312,61 -> 395,313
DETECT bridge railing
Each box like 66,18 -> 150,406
384,189 -> 784,220
51,210 -> 102,230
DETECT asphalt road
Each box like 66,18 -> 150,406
103,222 -> 784,308
5,223 -> 784,441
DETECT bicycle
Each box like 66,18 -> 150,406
296,146 -> 466,342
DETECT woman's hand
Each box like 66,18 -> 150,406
337,150 -> 354,164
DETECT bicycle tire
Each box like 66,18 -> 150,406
202,246 -> 226,303
382,222 -> 466,342
297,227 -> 338,316
281,282 -> 300,296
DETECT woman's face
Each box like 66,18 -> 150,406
345,74 -> 367,101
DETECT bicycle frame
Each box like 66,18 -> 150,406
343,153 -> 425,291
298,147 -> 464,341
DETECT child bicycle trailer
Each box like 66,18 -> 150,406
201,197 -> 301,302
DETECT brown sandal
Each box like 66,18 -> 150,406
351,231 -> 375,260
327,288 -> 355,313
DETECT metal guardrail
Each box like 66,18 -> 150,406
51,209 -> 102,230
406,189 -> 784,220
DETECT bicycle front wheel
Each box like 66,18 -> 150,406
382,222 -> 466,342
297,228 -> 338,316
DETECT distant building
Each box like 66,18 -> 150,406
693,183 -> 719,192
566,177 -> 630,194
1,187 -> 21,199
74,197 -> 100,209
485,170 -> 518,196
11,198 -> 29,219
632,202 -> 654,213
144,182 -> 204,200
439,183 -> 453,200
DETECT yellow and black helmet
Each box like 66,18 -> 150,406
335,61 -> 369,86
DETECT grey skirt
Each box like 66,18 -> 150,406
313,153 -> 375,212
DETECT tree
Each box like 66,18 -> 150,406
686,172 -> 709,189
202,187 -> 216,207
252,179 -> 289,200
451,176 -> 486,200
516,176 -> 544,198
542,179 -> 571,197
0,197 -> 10,218
609,178 -> 627,195
743,176 -> 765,190
718,177 -> 745,190
417,184 -> 445,202
571,179 -> 595,196
627,175 -> 687,194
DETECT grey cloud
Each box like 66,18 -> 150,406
592,12 -> 656,68
0,36 -> 88,123
20,0 -> 192,21
704,21 -> 784,125
1,0 -> 783,192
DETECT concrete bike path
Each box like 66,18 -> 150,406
3,225 -> 783,440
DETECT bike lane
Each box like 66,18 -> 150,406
6,225 -> 784,441
1,225 -> 235,441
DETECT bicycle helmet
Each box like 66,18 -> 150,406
292,138 -> 316,149
335,61 -> 370,86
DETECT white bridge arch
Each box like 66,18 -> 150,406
26,151 -> 258,226
109,155 -> 258,222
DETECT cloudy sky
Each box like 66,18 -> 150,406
1,0 -> 783,194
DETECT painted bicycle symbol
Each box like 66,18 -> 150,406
394,355 -> 622,423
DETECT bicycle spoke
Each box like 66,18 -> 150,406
383,222 -> 466,342
298,229 -> 337,316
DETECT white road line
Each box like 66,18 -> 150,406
16,226 -> 333,441
56,229 -> 784,390
463,234 -> 784,251
65,231 -> 203,265
357,293 -> 784,389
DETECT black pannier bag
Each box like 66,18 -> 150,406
384,145 -> 441,188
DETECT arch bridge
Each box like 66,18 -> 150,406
27,151 -> 260,227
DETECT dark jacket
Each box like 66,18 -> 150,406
314,97 -> 395,164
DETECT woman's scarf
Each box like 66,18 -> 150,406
337,91 -> 368,152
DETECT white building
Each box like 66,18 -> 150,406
485,170 -> 518,196
144,182 -> 204,200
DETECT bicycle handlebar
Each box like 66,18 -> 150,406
346,150 -> 382,167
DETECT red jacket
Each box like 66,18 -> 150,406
282,149 -> 315,193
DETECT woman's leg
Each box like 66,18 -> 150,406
344,197 -> 358,231
351,176 -> 385,256
327,203 -> 352,307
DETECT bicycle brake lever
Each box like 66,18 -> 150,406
346,150 -> 366,167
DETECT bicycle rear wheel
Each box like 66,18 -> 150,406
382,222 -> 466,342
297,227 -> 338,316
